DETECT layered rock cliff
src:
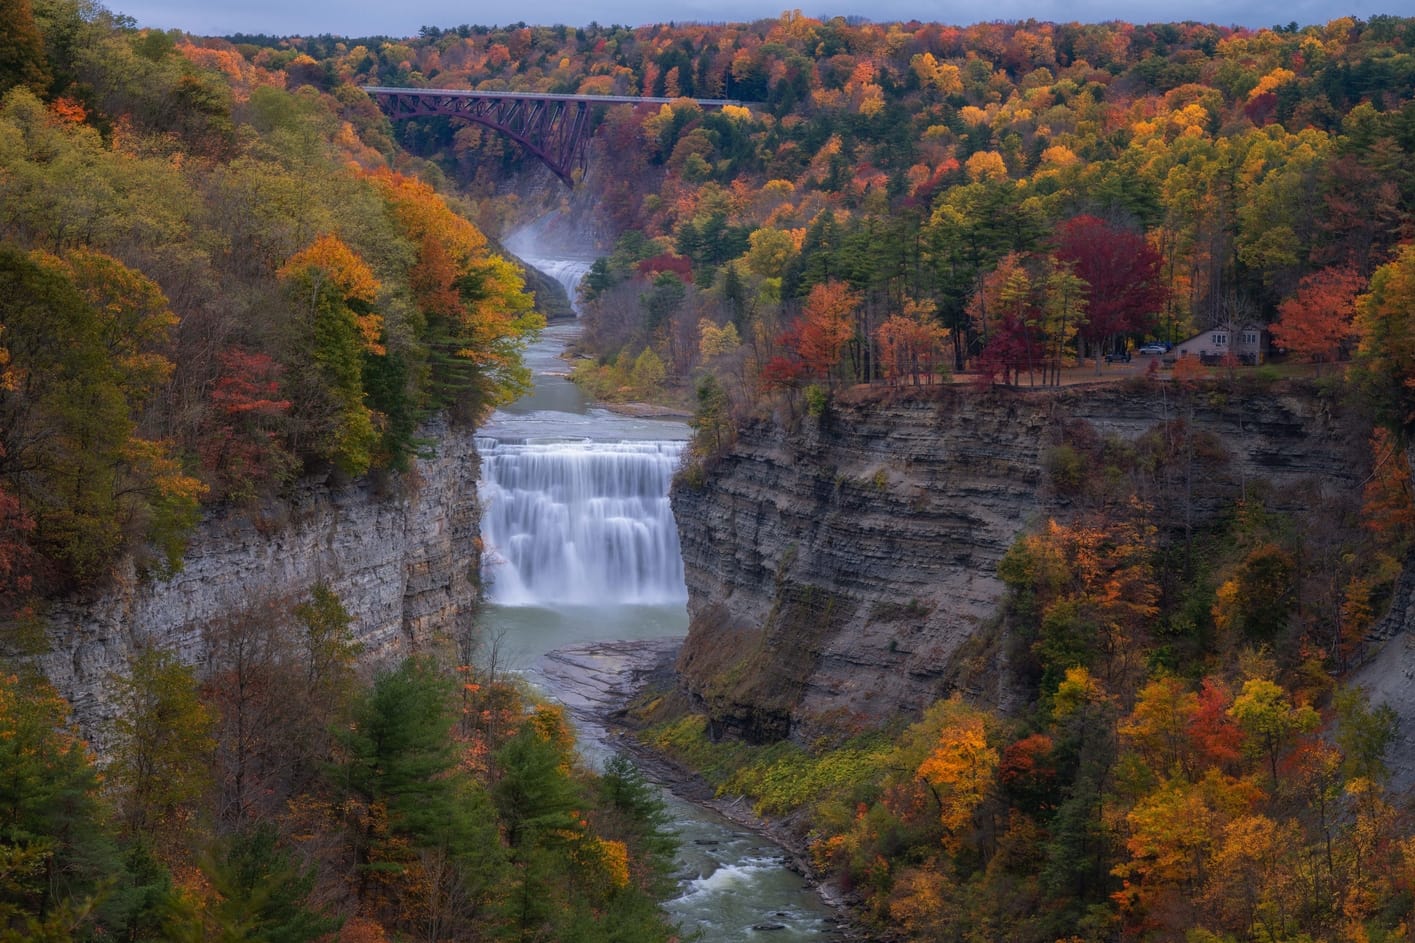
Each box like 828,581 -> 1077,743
37,418 -> 482,745
1353,482 -> 1415,792
673,380 -> 1366,743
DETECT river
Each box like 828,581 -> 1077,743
475,246 -> 844,941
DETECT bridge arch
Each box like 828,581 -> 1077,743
363,86 -> 746,187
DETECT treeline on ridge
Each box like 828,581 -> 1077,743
0,0 -> 542,607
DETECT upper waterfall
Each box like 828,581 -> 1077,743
504,223 -> 596,316
536,258 -> 594,314
478,438 -> 688,606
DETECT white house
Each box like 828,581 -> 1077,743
1171,324 -> 1268,365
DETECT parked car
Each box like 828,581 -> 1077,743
1104,350 -> 1131,363
1138,344 -> 1167,355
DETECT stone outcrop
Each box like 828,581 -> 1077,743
37,418 -> 482,747
673,380 -> 1365,743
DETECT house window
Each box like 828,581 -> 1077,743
1213,333 -> 1227,346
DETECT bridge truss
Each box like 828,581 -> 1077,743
362,86 -> 743,187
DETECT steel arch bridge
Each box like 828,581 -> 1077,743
362,86 -> 746,187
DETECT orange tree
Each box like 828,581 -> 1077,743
362,169 -> 541,428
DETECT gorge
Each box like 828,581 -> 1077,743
472,266 -> 843,939
673,381 -> 1394,745
34,300 -> 1415,803
6,8 -> 1415,939
27,243 -> 1415,940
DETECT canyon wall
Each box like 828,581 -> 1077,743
673,379 -> 1366,744
1353,446 -> 1415,793
37,418 -> 483,745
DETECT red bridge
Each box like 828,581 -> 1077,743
362,86 -> 746,187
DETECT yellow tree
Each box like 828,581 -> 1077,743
1227,677 -> 1319,788
1355,244 -> 1415,428
31,249 -> 204,571
1112,769 -> 1260,932
1119,676 -> 1202,781
56,248 -> 181,399
916,695 -> 999,855
1199,813 -> 1305,939
1,247 -> 202,583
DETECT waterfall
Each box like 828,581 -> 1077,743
537,258 -> 593,314
477,438 -> 688,606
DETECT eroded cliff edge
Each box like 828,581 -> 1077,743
37,417 -> 482,744
673,381 -> 1366,744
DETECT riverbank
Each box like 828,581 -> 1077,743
534,639 -> 870,941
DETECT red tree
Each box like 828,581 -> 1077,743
974,311 -> 1044,386
795,280 -> 858,385
1055,215 -> 1167,359
0,472 -> 37,618
1270,265 -> 1365,371
637,253 -> 693,282
199,348 -> 294,501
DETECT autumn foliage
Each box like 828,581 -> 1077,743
5,8 -> 1415,943
1271,264 -> 1365,368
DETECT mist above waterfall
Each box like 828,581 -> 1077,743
504,218 -> 603,317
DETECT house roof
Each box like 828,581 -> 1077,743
1174,323 -> 1267,346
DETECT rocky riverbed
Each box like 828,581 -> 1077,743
532,638 -> 867,939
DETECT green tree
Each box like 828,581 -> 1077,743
167,826 -> 339,943
690,373 -> 734,458
338,658 -> 507,937
0,0 -> 51,97
1210,543 -> 1297,642
111,649 -> 216,856
925,179 -> 1045,367
493,708 -> 585,940
0,672 -> 120,939
1333,686 -> 1397,784
596,755 -> 678,895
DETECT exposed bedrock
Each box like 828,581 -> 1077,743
36,418 -> 482,748
673,382 -> 1366,744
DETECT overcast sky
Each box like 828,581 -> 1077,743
113,0 -> 1398,39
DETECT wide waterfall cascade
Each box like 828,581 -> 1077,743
478,438 -> 689,606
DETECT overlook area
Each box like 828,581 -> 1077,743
3,4 -> 1415,942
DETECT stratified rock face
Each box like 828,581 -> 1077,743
673,382 -> 1363,743
38,418 -> 482,746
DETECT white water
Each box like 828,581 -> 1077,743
478,438 -> 688,606
482,235 -> 838,942
536,256 -> 597,306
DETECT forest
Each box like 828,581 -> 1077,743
3,0 -> 1415,940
